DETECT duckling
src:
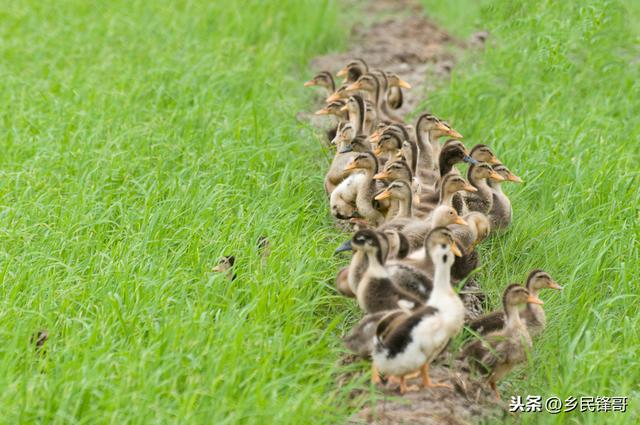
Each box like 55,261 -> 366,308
346,73 -> 401,123
371,124 -> 417,174
372,227 -> 466,393
344,310 -> 403,358
468,269 -> 561,337
304,71 -> 336,95
448,212 -> 491,282
461,284 -> 542,400
470,144 -> 501,165
330,152 -> 385,225
337,58 -> 369,83
324,130 -> 369,195
487,163 -> 523,230
212,255 -> 236,281
437,140 -> 469,180
415,114 -> 463,180
419,173 -> 477,213
464,162 -> 505,215
374,180 -> 413,220
373,131 -> 404,164
349,230 -> 423,313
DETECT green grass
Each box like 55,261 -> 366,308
421,0 -> 640,423
1,0 -> 639,423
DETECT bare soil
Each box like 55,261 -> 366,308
306,0 -> 502,423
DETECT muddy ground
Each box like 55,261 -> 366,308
306,0 -> 505,423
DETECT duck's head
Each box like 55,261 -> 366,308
374,132 -> 403,156
470,144 -> 501,165
374,179 -> 412,202
304,71 -> 335,92
492,163 -> 523,183
468,162 -> 504,183
345,73 -> 379,94
441,174 -> 477,195
339,135 -> 371,153
439,140 -> 470,167
503,284 -> 543,311
373,159 -> 412,182
212,255 -> 235,272
315,99 -> 347,118
326,85 -> 352,103
387,73 -> 412,89
431,205 -> 468,228
336,58 -> 369,83
425,227 -> 462,266
351,229 -> 388,264
344,152 -> 378,174
526,269 -> 562,292
331,122 -> 355,146
416,113 -> 463,139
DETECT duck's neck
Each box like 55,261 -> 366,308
505,305 -> 526,332
488,179 -> 504,195
348,250 -> 368,292
396,195 -> 412,218
525,287 -> 545,320
428,130 -> 441,159
439,186 -> 455,206
429,257 -> 454,305
415,127 -> 434,172
469,175 -> 492,199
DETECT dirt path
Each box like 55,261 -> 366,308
306,0 -> 505,423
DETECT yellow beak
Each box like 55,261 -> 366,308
489,172 -> 505,181
373,171 -> 390,180
373,147 -> 383,156
303,80 -> 316,87
527,295 -> 544,305
548,281 -> 563,290
397,78 -> 412,89
455,217 -> 468,226
344,162 -> 358,171
451,243 -> 463,257
346,82 -> 362,92
508,174 -> 523,183
489,157 -> 501,165
336,67 -> 348,78
374,190 -> 391,201
326,92 -> 342,103
463,184 -> 478,193
315,108 -> 329,115
340,104 -> 349,112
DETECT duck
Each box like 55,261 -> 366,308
464,162 -> 505,215
212,255 -> 236,281
448,212 -> 492,282
346,73 -> 402,123
340,95 -> 367,136
385,73 -> 411,110
461,284 -> 542,400
348,230 -> 424,314
372,227 -> 466,393
314,99 -> 347,120
467,269 -> 561,337
415,114 -> 463,179
374,179 -> 413,220
373,131 -> 404,164
487,163 -> 523,230
371,123 -> 417,174
304,71 -> 336,95
330,152 -> 385,225
419,173 -> 477,214
324,131 -> 370,195
344,309 -> 405,358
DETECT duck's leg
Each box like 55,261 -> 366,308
388,369 -> 419,385
398,375 -> 420,394
420,362 -> 452,389
490,381 -> 501,401
371,364 -> 381,384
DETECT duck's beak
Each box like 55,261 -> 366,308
340,104 -> 349,112
463,155 -> 479,165
334,240 -> 353,254
373,147 -> 383,156
508,174 -> 523,183
454,217 -> 468,226
326,92 -> 342,103
336,67 -> 348,78
303,80 -> 317,87
397,78 -> 412,89
489,172 -> 505,181
369,131 -> 383,143
315,108 -> 329,115
374,190 -> 391,201
451,243 -> 463,257
346,81 -> 362,92
548,281 -> 563,290
212,265 -> 225,272
344,162 -> 358,171
463,184 -> 478,193
437,122 -> 462,139
373,171 -> 390,180
527,295 -> 544,305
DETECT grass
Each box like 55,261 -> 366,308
0,0 -> 638,424
420,0 -> 640,423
